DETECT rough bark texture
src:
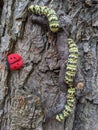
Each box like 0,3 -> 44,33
0,0 -> 98,130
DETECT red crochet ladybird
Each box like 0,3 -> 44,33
7,53 -> 23,70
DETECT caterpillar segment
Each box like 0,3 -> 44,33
56,39 -> 78,122
28,5 -> 59,32
56,88 -> 75,122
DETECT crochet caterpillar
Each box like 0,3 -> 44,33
56,38 -> 78,121
28,5 -> 59,32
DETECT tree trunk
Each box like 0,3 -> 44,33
0,0 -> 98,130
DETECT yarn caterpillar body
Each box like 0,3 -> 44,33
28,5 -> 59,32
56,39 -> 78,121
65,38 -> 78,86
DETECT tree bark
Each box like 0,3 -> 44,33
0,0 -> 98,130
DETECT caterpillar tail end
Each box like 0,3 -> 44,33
56,115 -> 62,122
50,27 -> 59,33
28,5 -> 34,12
56,114 -> 65,122
50,23 -> 59,33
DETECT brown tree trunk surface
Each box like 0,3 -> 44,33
0,0 -> 98,130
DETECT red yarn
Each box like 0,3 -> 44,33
7,53 -> 23,70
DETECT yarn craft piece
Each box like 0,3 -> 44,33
7,53 -> 23,70
28,5 -> 59,33
56,38 -> 78,121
